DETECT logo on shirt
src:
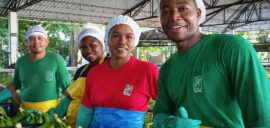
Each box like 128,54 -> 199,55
193,76 -> 202,93
45,71 -> 54,81
123,84 -> 133,96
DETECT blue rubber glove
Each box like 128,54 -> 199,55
154,107 -> 201,128
76,105 -> 94,128
47,97 -> 71,119
0,88 -> 12,103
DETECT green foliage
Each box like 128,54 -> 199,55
0,73 -> 12,85
0,18 -> 9,68
256,30 -> 270,44
135,46 -> 175,61
43,22 -> 73,59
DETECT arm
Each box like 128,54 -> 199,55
227,36 -> 270,127
7,84 -> 20,108
9,63 -> 21,108
76,70 -> 95,127
56,55 -> 71,93
153,63 -> 175,116
152,63 -> 201,128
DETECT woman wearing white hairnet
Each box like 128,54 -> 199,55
45,27 -> 110,127
76,15 -> 159,128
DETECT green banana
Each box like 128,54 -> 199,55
0,106 -> 6,116
41,112 -> 51,124
4,116 -> 13,126
0,116 -> 6,127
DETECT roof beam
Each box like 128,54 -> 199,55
222,2 -> 254,33
16,0 -> 43,10
1,0 -> 43,16
1,0 -> 17,15
122,0 -> 150,18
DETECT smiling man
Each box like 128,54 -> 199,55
153,0 -> 270,127
7,25 -> 71,112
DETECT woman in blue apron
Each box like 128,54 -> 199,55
76,15 -> 159,128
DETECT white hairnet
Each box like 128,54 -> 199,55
77,27 -> 105,50
195,0 -> 206,24
104,15 -> 141,47
157,0 -> 206,24
26,25 -> 48,39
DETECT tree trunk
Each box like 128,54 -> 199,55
69,23 -> 79,67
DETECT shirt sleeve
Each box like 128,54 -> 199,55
226,36 -> 270,127
153,62 -> 176,116
56,54 -> 71,92
147,63 -> 159,100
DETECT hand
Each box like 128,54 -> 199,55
166,117 -> 201,128
25,110 -> 42,124
167,107 -> 201,128
153,107 -> 201,128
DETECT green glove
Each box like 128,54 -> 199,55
154,107 -> 201,128
0,88 -> 12,103
25,110 -> 42,124
47,97 -> 71,119
76,105 -> 94,128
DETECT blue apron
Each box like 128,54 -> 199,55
90,107 -> 145,128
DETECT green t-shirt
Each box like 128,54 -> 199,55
12,51 -> 71,102
153,34 -> 270,127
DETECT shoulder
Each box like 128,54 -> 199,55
47,51 -> 63,58
75,64 -> 87,73
89,60 -> 108,73
205,34 -> 251,50
46,51 -> 66,63
17,54 -> 28,61
208,34 -> 249,44
16,54 -> 28,65
131,56 -> 159,71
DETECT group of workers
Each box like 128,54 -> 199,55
0,0 -> 269,127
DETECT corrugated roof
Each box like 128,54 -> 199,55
1,0 -> 270,33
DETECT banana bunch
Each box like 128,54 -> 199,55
10,109 -> 43,126
0,106 -> 13,127
39,114 -> 68,128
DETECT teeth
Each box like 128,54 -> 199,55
172,26 -> 181,28
117,48 -> 125,51
88,55 -> 94,58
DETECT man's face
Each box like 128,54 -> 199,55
160,0 -> 201,42
27,35 -> 48,54
108,24 -> 135,59
80,36 -> 103,64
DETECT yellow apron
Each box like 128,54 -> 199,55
21,99 -> 60,112
65,53 -> 107,127
66,77 -> 86,127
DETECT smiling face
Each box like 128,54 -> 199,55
108,24 -> 135,60
160,0 -> 201,43
80,36 -> 103,64
27,35 -> 49,55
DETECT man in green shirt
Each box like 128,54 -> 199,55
7,25 -> 71,112
153,0 -> 270,127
